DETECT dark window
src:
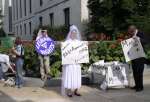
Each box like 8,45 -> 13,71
29,0 -> 32,13
24,23 -> 26,35
29,22 -> 32,35
20,25 -> 22,35
13,0 -> 15,20
16,0 -> 18,19
16,26 -> 18,35
40,0 -> 43,6
64,8 -> 70,27
9,7 -> 12,32
20,0 -> 22,18
24,0 -> 26,16
49,13 -> 54,27
39,16 -> 43,26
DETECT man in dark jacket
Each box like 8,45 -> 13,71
128,25 -> 150,92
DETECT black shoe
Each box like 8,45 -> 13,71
130,86 -> 136,90
67,94 -> 73,98
136,88 -> 143,92
74,92 -> 82,96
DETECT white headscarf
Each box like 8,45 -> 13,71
66,25 -> 82,41
36,30 -> 48,41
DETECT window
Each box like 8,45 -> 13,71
29,0 -> 32,13
16,0 -> 19,20
64,8 -> 70,27
40,0 -> 43,6
29,22 -> 32,35
20,25 -> 22,35
13,0 -> 15,20
24,0 -> 26,16
16,25 -> 18,35
24,23 -> 26,35
39,16 -> 43,26
9,7 -> 12,32
49,13 -> 54,27
20,0 -> 22,18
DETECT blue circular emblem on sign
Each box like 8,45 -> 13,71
35,37 -> 55,55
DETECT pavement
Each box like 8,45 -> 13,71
0,68 -> 150,102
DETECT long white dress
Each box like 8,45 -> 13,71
62,64 -> 81,89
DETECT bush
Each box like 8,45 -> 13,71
23,42 -> 41,77
23,41 -> 126,77
1,40 -> 150,78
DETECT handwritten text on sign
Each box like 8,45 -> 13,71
61,41 -> 89,64
121,37 -> 146,62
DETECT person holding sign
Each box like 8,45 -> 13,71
127,25 -> 150,92
35,30 -> 55,82
61,25 -> 82,97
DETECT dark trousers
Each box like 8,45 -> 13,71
132,58 -> 145,89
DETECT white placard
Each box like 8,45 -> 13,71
88,60 -> 105,75
106,64 -> 129,87
121,37 -> 146,62
61,41 -> 89,64
0,54 -> 10,72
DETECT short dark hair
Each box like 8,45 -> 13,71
15,36 -> 22,45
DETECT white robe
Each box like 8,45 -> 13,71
61,64 -> 82,95
62,64 -> 81,89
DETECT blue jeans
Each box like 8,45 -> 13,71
15,58 -> 24,86
0,63 -> 5,80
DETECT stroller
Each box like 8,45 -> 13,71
0,53 -> 16,87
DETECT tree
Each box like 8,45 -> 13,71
87,0 -> 150,39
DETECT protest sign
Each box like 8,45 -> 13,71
106,63 -> 129,87
121,37 -> 146,62
0,54 -> 11,72
35,37 -> 55,55
61,41 -> 89,64
88,60 -> 105,75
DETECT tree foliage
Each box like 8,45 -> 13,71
88,0 -> 150,38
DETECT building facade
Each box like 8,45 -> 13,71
0,0 -> 13,34
11,0 -> 89,40
3,0 -> 13,34
0,0 -> 4,28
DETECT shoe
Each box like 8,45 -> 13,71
136,88 -> 143,92
74,92 -> 82,96
16,85 -> 23,89
130,86 -> 136,90
67,94 -> 73,97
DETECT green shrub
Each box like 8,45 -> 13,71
23,41 -> 127,77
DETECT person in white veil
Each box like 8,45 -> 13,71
61,25 -> 82,97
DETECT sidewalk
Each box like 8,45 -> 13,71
0,69 -> 150,102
